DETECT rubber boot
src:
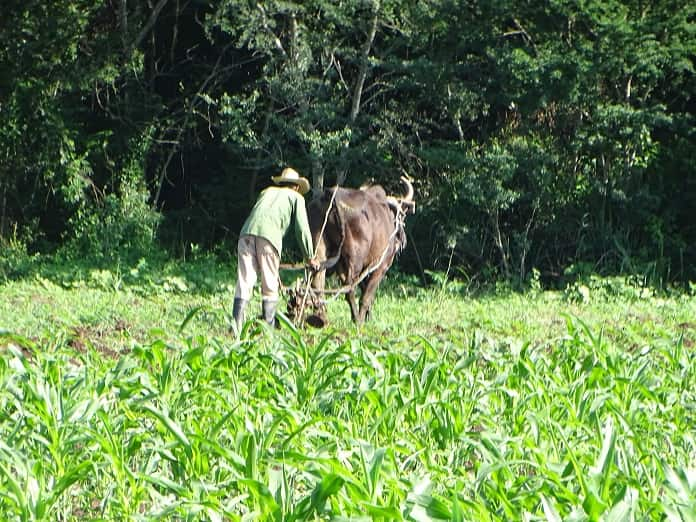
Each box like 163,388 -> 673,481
262,299 -> 278,327
232,298 -> 248,333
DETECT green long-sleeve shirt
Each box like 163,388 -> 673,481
240,186 -> 314,259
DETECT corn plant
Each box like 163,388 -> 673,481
1,296 -> 695,520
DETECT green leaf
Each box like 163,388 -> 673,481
237,478 -> 279,513
589,416 -> 616,501
368,447 -> 386,499
663,464 -> 696,504
0,457 -> 27,516
141,403 -> 191,450
179,305 -> 207,333
309,473 -> 345,512
138,472 -> 188,496
362,502 -> 403,519
541,495 -> 563,522
604,487 -> 637,522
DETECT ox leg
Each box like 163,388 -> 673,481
357,268 -> 388,324
345,289 -> 360,324
310,239 -> 329,325
342,258 -> 361,324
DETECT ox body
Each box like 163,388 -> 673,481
296,178 -> 414,325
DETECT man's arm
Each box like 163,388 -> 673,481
294,195 -> 315,262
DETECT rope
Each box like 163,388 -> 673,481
296,185 -> 341,326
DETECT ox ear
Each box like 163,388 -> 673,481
386,196 -> 415,216
402,200 -> 416,214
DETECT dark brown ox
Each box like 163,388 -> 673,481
289,177 -> 414,326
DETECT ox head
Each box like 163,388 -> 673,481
386,176 -> 415,215
383,176 -> 415,257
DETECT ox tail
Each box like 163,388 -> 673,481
319,252 -> 341,272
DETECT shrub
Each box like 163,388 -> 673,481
0,233 -> 38,281
60,177 -> 160,264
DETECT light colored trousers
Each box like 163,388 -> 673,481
234,235 -> 280,301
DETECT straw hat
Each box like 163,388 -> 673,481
272,167 -> 311,195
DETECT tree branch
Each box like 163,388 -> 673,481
152,42 -> 235,209
132,0 -> 170,52
502,18 -> 537,54
349,0 -> 380,124
257,3 -> 288,58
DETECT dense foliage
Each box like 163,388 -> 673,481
1,0 -> 694,283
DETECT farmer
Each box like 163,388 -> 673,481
232,167 -> 319,331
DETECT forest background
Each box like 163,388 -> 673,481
1,0 -> 694,287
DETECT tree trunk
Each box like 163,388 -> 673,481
133,0 -> 170,52
337,0 -> 380,186
491,208 -> 511,278
311,155 -> 324,195
281,12 -> 326,194
349,1 -> 379,124
599,153 -> 609,234
0,181 -> 6,239
119,0 -> 128,49
152,42 -> 233,209
518,205 -> 537,280
170,0 -> 180,64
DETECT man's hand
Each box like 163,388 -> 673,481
308,258 -> 321,272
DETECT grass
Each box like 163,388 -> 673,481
1,258 -> 695,520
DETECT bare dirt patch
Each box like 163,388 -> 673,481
0,333 -> 36,359
67,322 -> 132,359
677,323 -> 696,348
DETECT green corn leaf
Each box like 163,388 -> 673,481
589,416 -> 616,501
604,486 -> 637,522
309,473 -> 345,512
179,305 -> 207,333
408,492 -> 452,520
362,502 -> 403,519
368,447 -> 386,499
141,403 -> 191,450
449,491 -> 467,522
243,432 -> 258,481
138,472 -> 189,496
541,495 -> 563,522
237,478 -> 279,513
0,458 -> 27,516
582,490 -> 607,521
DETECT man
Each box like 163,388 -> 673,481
232,167 -> 318,331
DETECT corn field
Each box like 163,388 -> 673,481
1,308 -> 695,520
